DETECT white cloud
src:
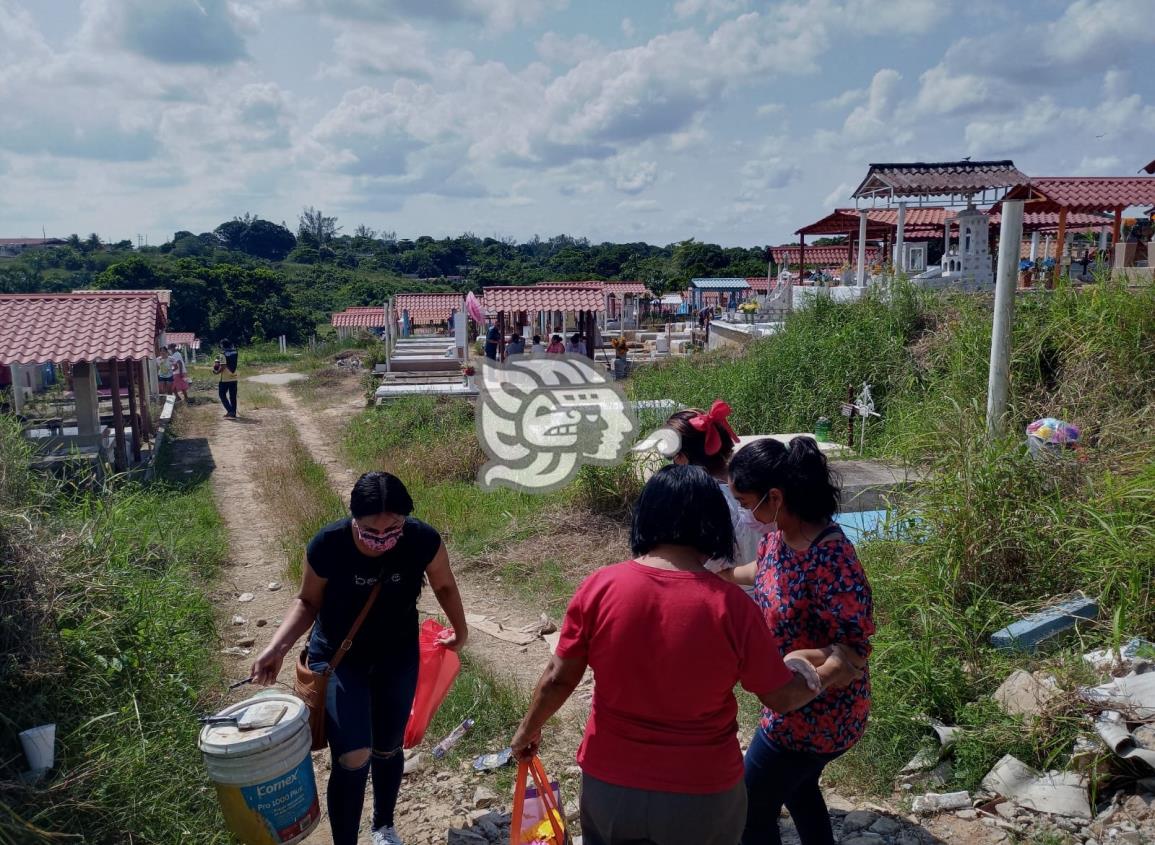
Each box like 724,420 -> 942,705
81,0 -> 250,65
820,88 -> 865,110
272,0 -> 569,33
621,17 -> 636,37
674,0 -> 750,22
738,141 -> 802,200
1077,155 -> 1123,175
617,199 -> 661,212
320,23 -> 465,79
536,31 -> 601,66
611,159 -> 658,194
823,182 -> 854,209
815,68 -> 909,150
756,102 -> 784,116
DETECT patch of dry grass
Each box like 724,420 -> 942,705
249,418 -> 346,581
470,505 -> 632,615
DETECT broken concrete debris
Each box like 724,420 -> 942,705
992,669 -> 1060,720
1084,638 -> 1155,675
464,613 -> 539,647
990,594 -> 1098,653
1081,670 -> 1155,720
911,791 -> 971,814
1093,711 -> 1155,770
980,754 -> 1092,820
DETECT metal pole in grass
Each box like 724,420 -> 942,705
986,198 -> 1025,437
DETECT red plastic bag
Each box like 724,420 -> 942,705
511,757 -> 568,845
403,619 -> 461,748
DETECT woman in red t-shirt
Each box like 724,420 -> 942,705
511,465 -> 861,845
725,437 -> 874,845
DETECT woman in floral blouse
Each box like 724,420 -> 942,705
723,436 -> 874,845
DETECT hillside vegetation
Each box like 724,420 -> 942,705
0,220 -> 771,344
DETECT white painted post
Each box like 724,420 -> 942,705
10,364 -> 26,415
73,362 -> 100,435
856,210 -> 868,286
987,199 -> 1024,437
1098,226 -> 1108,257
943,221 -> 950,263
1029,231 -> 1040,262
895,201 -> 906,274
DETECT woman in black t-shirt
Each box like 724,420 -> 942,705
251,472 -> 469,845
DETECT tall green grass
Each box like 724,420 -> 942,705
1,415 -> 232,844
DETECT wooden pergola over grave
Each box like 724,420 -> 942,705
792,208 -> 948,278
482,285 -> 604,359
1001,178 -> 1155,277
850,161 -> 1028,280
0,292 -> 166,472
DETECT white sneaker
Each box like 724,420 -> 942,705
371,826 -> 404,845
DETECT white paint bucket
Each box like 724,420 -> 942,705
19,724 -> 55,772
199,694 -> 320,845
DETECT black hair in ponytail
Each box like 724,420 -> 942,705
729,436 -> 841,524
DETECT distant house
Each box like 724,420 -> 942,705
0,238 -> 66,258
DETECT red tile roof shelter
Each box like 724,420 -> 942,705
483,285 -> 603,360
1001,177 -> 1155,267
165,331 -> 200,349
393,293 -> 464,327
331,307 -> 387,328
0,292 -> 166,470
0,292 -> 165,365
770,244 -> 882,271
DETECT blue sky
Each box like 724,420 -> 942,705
1,0 -> 1153,247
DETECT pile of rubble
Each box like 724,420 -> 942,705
894,636 -> 1155,845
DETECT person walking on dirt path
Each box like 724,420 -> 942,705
213,339 -> 239,418
511,465 -> 860,845
156,348 -> 173,396
250,471 -> 469,845
722,437 -> 874,845
664,401 -> 761,595
168,344 -> 190,402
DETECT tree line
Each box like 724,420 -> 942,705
0,210 -> 774,343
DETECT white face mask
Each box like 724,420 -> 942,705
738,493 -> 779,535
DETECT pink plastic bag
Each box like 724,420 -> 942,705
404,619 -> 461,748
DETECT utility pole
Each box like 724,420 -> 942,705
986,199 -> 1025,437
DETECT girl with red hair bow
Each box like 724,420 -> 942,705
664,401 -> 762,579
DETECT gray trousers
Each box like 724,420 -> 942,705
580,773 -> 747,845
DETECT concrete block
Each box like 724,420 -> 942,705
990,595 -> 1098,653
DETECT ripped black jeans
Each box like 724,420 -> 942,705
311,649 -> 419,844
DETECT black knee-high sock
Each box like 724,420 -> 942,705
327,761 -> 370,845
370,750 -> 404,829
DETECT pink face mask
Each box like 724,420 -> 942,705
354,520 -> 403,553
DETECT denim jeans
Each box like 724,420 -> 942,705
310,653 -> 419,845
218,381 -> 237,416
741,730 -> 845,845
